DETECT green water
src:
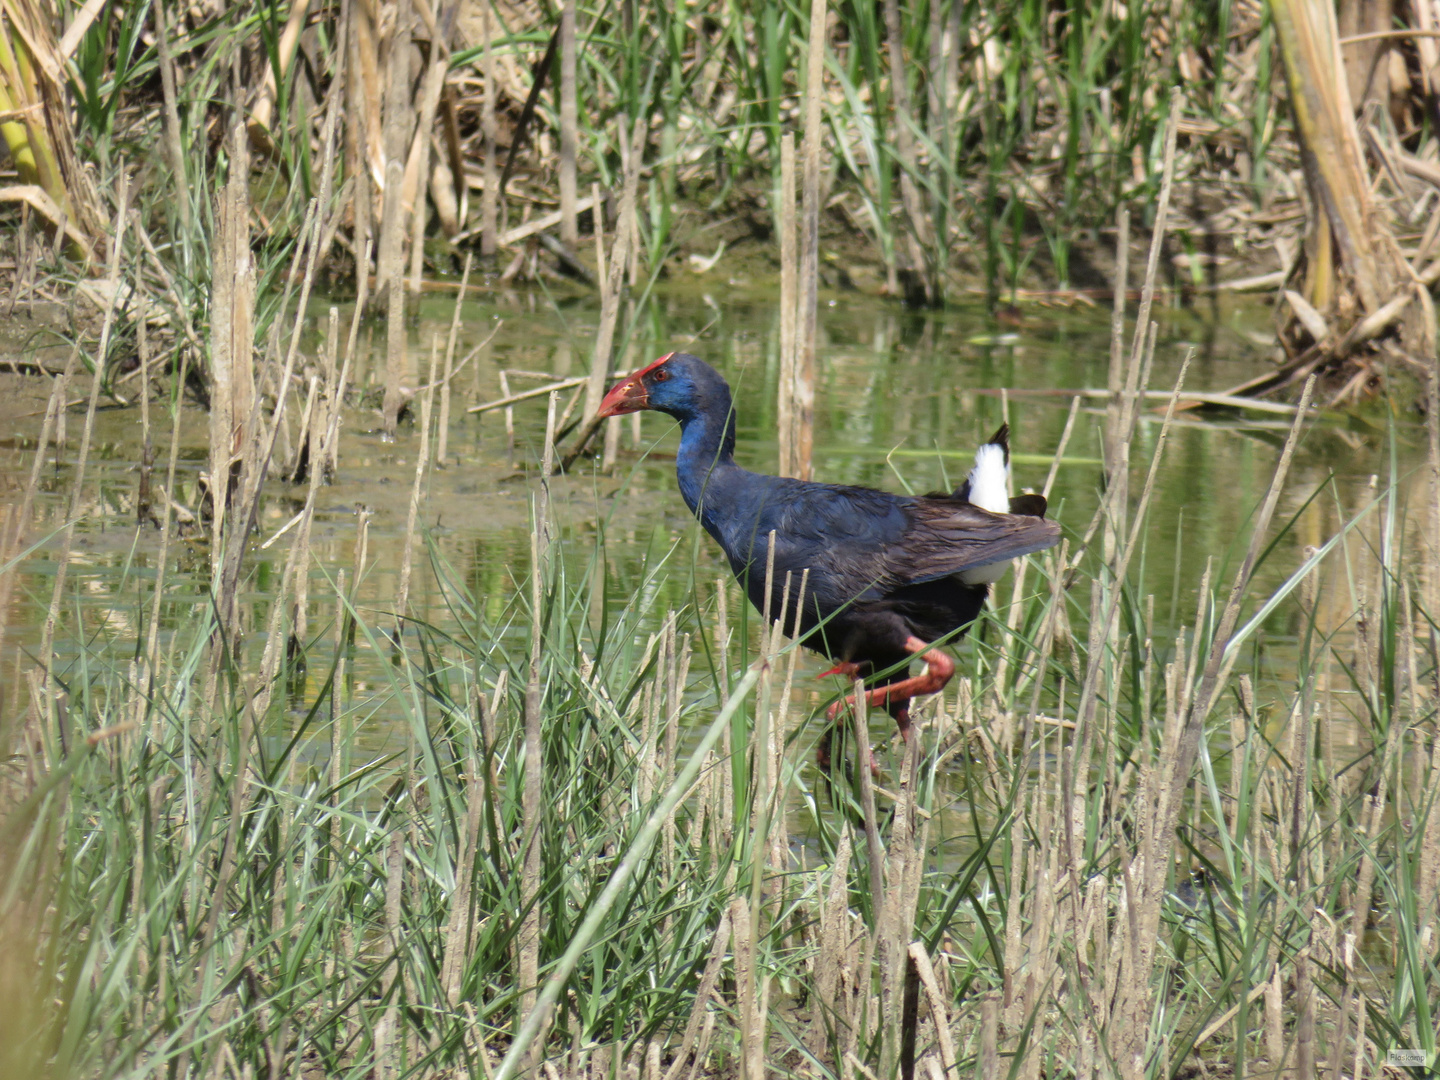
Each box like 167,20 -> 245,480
0,287 -> 1421,756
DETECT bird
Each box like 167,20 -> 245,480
597,351 -> 1061,769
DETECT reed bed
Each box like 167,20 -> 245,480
10,0 -> 1415,316
2,219 -> 1438,1080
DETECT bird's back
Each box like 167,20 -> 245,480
696,468 -> 1058,660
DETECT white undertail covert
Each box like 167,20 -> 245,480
958,435 -> 1014,585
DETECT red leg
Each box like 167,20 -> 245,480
892,705 -> 913,744
817,638 -> 952,772
855,638 -> 954,714
817,660 -> 864,679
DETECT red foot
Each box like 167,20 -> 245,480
816,637 -> 953,774
830,637 -> 955,717
818,661 -> 864,679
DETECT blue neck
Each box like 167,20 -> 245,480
674,402 -> 743,538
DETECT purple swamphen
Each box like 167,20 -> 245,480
597,351 -> 1061,768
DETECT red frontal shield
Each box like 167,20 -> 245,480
597,352 -> 675,417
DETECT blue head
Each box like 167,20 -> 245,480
596,352 -> 733,426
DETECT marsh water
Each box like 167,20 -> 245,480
0,285 -> 1424,763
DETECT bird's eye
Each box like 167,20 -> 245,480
653,369 -> 670,382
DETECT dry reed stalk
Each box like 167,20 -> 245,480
737,561 -> 771,1077
878,735 -> 924,1079
349,507 -> 371,635
314,20 -> 357,264
662,631 -> 689,878
906,943 -> 957,1079
143,346 -> 190,682
151,0 -> 189,236
382,278 -> 407,438
436,253 -> 472,467
378,7 -> 415,435
619,122 -> 640,288
478,669 -> 507,859
345,0 -> 375,283
808,832 -> 852,1061
880,0 -> 931,303
287,374 -> 319,482
852,680 -> 885,900
441,736 -> 484,1007
576,128 -> 639,432
1069,355 -> 1190,807
730,888 -> 762,1080
558,0 -> 578,246
312,307 -> 341,482
637,639 -> 660,810
217,191 -> 326,657
977,995 -> 999,1080
481,1 -> 498,257
328,243 -> 372,478
1417,728 -> 1440,944
794,0 -> 826,482
1102,207 -> 1131,523
661,910 -> 732,1080
1107,104 -> 1178,562
53,347 -> 71,450
1294,944 -> 1314,1080
582,179 -> 617,413
396,338 -> 439,629
1273,0 -> 1416,352
560,130 -> 639,469
739,551 -> 779,1080
134,311 -> 151,521
990,395 -> 1080,709
777,133 -> 798,478
1426,354 -> 1440,630
766,569 -> 806,888
375,0 -> 414,294
517,393 -> 557,1053
39,174 -> 129,678
270,331 -> 297,469
329,567 -> 347,785
601,408 -> 621,470
406,5 -> 455,295
209,121 -> 256,554
375,828 -> 406,1080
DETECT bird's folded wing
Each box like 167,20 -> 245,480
889,503 -> 1062,585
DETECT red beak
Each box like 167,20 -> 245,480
597,375 -> 649,417
596,352 -> 675,418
